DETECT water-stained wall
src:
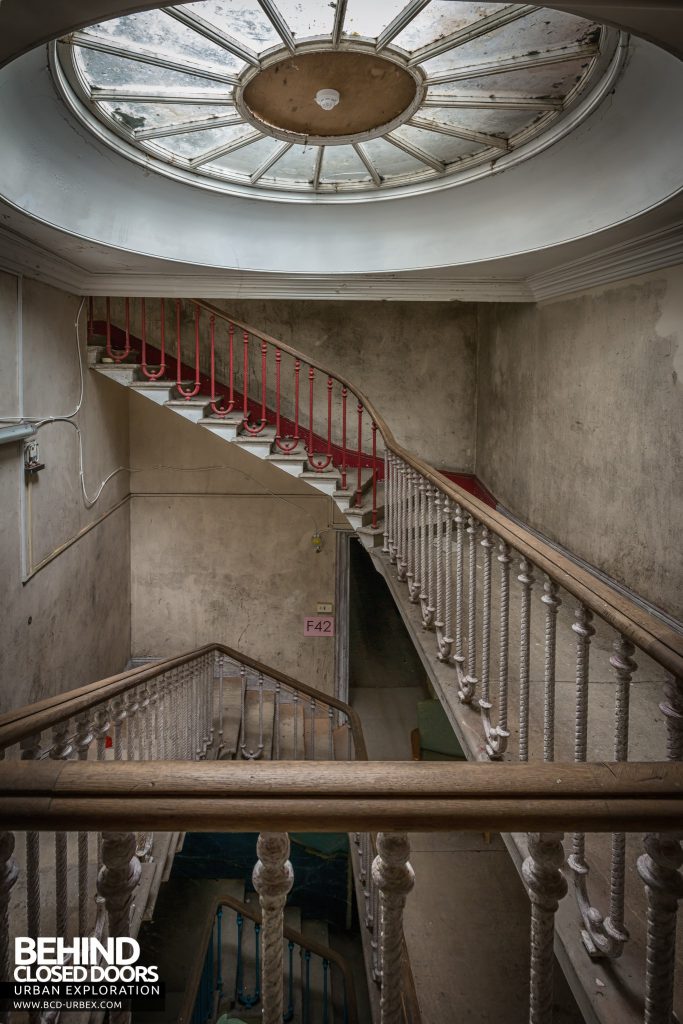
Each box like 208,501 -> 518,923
476,267 -> 683,619
128,391 -> 341,693
0,273 -> 131,711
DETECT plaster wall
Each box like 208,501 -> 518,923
200,299 -> 477,472
476,266 -> 683,620
0,273 -> 131,712
129,391 -> 341,693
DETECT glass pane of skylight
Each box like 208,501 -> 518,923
275,0 -> 334,39
265,144 -> 318,182
207,134 -> 272,172
363,136 -> 428,177
80,11 -> 244,74
153,122 -> 249,159
392,124 -> 481,163
320,146 -> 370,182
99,101 -> 236,133
187,0 -> 283,52
426,106 -> 534,137
77,49 -> 231,91
392,2 -> 504,54
424,58 -> 594,98
343,0 -> 408,41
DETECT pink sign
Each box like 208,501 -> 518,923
304,615 -> 335,637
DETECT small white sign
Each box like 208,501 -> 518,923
317,602 -> 333,614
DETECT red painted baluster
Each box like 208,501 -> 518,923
341,386 -> 348,491
275,349 -> 282,440
140,297 -> 147,374
105,297 -> 112,358
176,303 -> 201,399
243,331 -> 250,425
242,334 -> 267,434
142,298 -> 166,380
175,300 -> 182,392
209,314 -> 217,407
210,318 -> 235,416
308,367 -> 315,458
275,354 -> 301,453
116,297 -> 131,363
371,421 -> 378,529
308,369 -> 333,471
356,402 -> 363,506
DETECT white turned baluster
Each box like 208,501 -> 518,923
424,485 -> 436,629
437,496 -> 453,662
50,721 -> 74,939
148,681 -> 160,761
382,451 -> 391,554
483,539 -> 511,758
124,687 -> 139,762
20,736 -> 41,939
252,833 -> 294,1024
92,705 -> 110,869
523,833 -> 568,1024
372,833 -> 414,1024
139,682 -> 151,761
453,504 -> 465,672
638,833 -> 683,1024
407,472 -> 421,603
601,635 -> 636,955
97,833 -> 141,1024
413,474 -> 423,603
406,471 -> 416,597
309,697 -> 316,761
433,490 -> 444,648
517,557 -> 535,760
418,478 -> 430,626
75,712 -> 95,936
478,526 -> 493,725
111,695 -> 126,762
217,654 -> 225,755
459,516 -> 478,704
636,674 -> 683,1023
397,463 -> 407,582
0,827 -> 18,994
541,577 -> 561,763
388,455 -> 397,564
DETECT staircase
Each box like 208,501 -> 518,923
136,878 -> 359,1024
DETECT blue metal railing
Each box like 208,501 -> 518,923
190,900 -> 353,1024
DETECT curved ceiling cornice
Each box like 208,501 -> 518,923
2,1 -> 683,68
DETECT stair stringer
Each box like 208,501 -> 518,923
95,362 -> 385,550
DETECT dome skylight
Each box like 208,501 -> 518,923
53,1 -> 623,200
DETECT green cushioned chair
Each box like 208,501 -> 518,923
411,699 -> 467,761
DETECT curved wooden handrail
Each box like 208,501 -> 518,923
0,641 -> 367,760
0,760 -> 680,834
195,299 -> 683,679
178,890 -> 359,1024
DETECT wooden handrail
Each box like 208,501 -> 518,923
178,891 -> 359,1024
0,761 -> 680,833
0,641 -> 368,761
195,299 -> 683,679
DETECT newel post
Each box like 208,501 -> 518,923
97,833 -> 141,1024
252,832 -> 294,1024
372,832 -> 415,1024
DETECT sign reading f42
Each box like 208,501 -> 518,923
304,616 -> 335,637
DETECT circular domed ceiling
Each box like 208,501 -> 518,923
54,1 -> 622,200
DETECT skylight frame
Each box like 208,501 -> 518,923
53,3 -> 626,203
